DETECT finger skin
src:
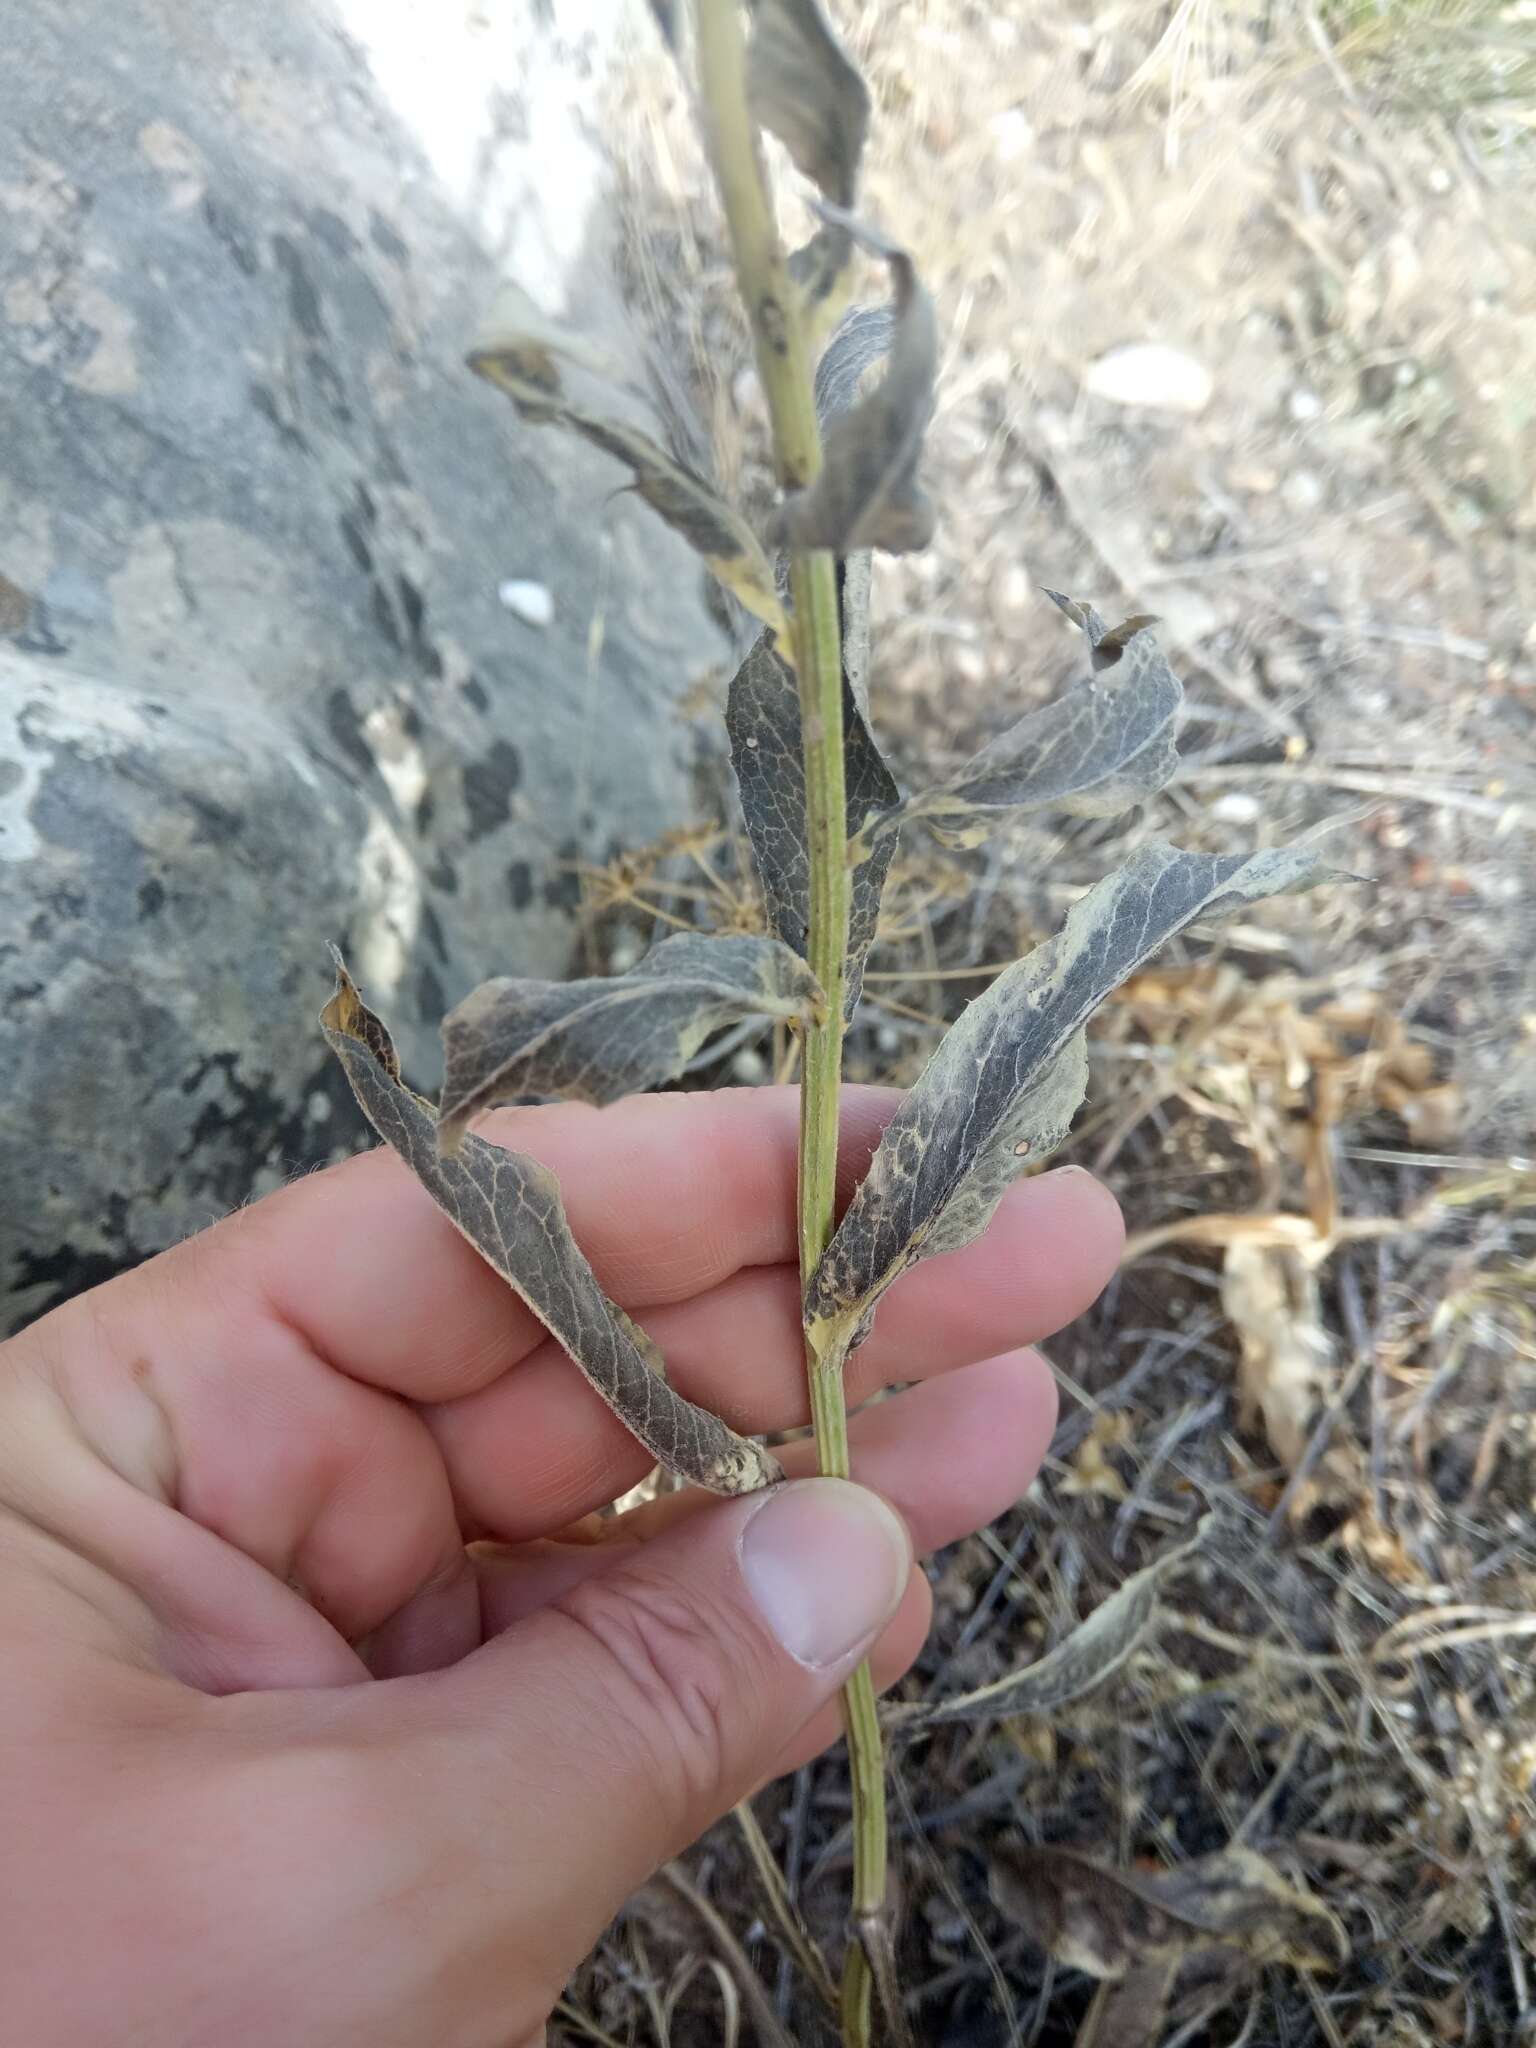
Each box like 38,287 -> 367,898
426,1166 -> 1115,1539
11,1084 -> 1117,1664
357,1354 -> 1055,2014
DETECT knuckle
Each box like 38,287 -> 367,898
552,1568 -> 742,1822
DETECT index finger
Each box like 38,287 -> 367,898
224,1086 -> 899,1402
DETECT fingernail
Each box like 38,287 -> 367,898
739,1478 -> 911,1669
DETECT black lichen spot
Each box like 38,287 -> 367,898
417,962 -> 446,1023
272,234 -> 324,339
400,702 -> 423,742
137,877 -> 167,919
396,574 -> 426,650
45,885 -> 87,921
183,792 -> 243,847
543,838 -> 582,912
5,980 -> 44,1009
304,349 -> 351,426
426,854 -> 459,894
203,195 -> 259,276
461,674 -> 489,713
369,209 -> 409,266
248,381 -> 308,452
414,786 -> 436,837
461,739 -> 522,842
354,482 -> 378,530
369,581 -> 403,652
506,859 -> 533,910
308,208 -> 360,259
339,509 -> 374,573
419,899 -> 450,964
17,600 -> 68,657
325,688 -> 376,781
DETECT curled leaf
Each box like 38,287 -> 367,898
885,1520 -> 1208,1735
880,604 -> 1183,853
807,842 -> 1333,1353
322,955 -> 781,1496
469,284 -> 786,638
747,0 -> 868,205
727,322 -> 906,1019
992,1841 -> 1347,1982
746,0 -> 870,316
771,210 -> 937,556
1044,588 -> 1161,670
438,931 -> 822,1145
727,622 -> 898,1019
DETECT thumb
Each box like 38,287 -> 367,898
420,1478 -> 911,1963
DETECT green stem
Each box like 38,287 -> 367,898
694,6 -> 887,2042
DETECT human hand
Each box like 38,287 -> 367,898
0,1086 -> 1121,2047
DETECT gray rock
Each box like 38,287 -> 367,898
0,0 -> 728,1330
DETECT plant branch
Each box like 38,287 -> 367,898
694,4 -> 887,2041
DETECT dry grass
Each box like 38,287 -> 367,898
564,1 -> 1536,2040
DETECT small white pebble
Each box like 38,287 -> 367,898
607,933 -> 643,973
874,1024 -> 902,1056
498,578 -> 554,628
1288,388 -> 1323,422
1084,343 -> 1213,415
989,108 -> 1034,162
1211,791 -> 1261,826
1282,469 -> 1325,514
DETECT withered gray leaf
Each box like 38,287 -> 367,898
727,608 -> 898,1020
992,1841 -> 1346,1982
469,284 -> 786,639
886,1520 -> 1208,1735
1073,1963 -> 1182,2048
438,931 -> 821,1145
1044,587 -> 1161,671
746,0 -> 869,205
883,607 -> 1183,853
807,842 -> 1332,1349
772,210 -> 937,556
322,956 -> 781,1497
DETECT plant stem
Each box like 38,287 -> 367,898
694,5 -> 887,2041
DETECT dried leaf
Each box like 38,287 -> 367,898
469,284 -> 786,639
1148,1846 -> 1349,1973
726,622 -> 898,1018
1224,1241 -> 1334,1471
438,932 -> 822,1145
771,211 -> 937,556
746,0 -> 870,313
808,843 -> 1332,1352
1044,588 -> 1160,670
321,956 -> 781,1496
747,0 -> 868,205
886,1520 -> 1207,1735
727,330 -> 904,1018
886,607 -> 1182,852
1073,1962 -> 1181,2048
992,1841 -> 1346,1981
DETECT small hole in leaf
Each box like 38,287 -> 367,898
1014,1139 -> 1032,1156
